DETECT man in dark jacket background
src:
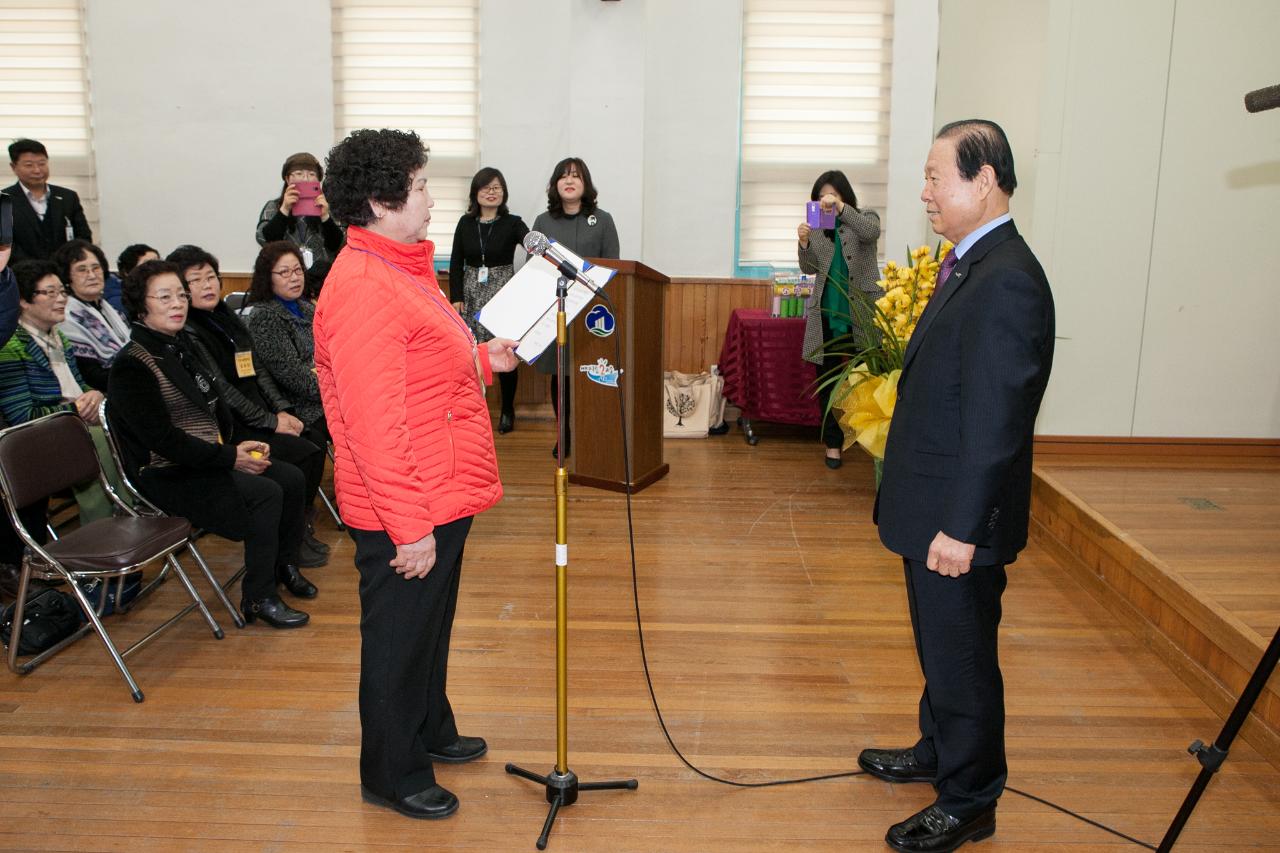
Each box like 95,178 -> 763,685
5,138 -> 92,263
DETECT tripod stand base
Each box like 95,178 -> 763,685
506,763 -> 638,850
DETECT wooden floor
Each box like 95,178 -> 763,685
3,421 -> 1279,851
1038,460 -> 1280,641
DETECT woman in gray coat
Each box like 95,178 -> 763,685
245,242 -> 328,435
797,170 -> 881,469
531,157 -> 620,458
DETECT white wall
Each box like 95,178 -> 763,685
935,0 -> 1280,438
883,0 -> 938,258
86,0 -> 334,272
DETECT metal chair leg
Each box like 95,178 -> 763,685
318,486 -> 345,531
61,568 -> 145,703
185,541 -> 244,628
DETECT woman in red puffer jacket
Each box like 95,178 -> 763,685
313,129 -> 519,822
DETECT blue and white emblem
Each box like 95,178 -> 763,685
584,304 -> 615,337
579,358 -> 623,388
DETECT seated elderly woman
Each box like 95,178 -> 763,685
53,239 -> 130,392
165,243 -> 329,565
245,241 -> 328,437
107,260 -> 317,628
0,259 -> 120,522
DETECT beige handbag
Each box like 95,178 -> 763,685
663,370 -> 726,438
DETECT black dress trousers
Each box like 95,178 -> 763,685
903,557 -> 1009,819
350,515 -> 472,800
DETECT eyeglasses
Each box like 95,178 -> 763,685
32,287 -> 68,300
147,291 -> 190,305
71,263 -> 104,277
272,267 -> 305,279
185,273 -> 220,288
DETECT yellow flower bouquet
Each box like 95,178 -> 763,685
815,242 -> 952,472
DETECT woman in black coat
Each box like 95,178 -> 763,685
107,260 -> 317,628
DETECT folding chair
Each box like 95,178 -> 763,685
223,291 -> 248,313
319,443 -> 345,531
98,400 -> 245,629
0,411 -> 224,702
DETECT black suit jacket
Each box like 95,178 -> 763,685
3,181 -> 92,262
875,220 -> 1055,566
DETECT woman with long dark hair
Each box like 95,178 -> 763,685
449,167 -> 528,433
530,157 -> 620,457
796,169 -> 881,469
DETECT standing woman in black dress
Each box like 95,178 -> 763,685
449,167 -> 528,433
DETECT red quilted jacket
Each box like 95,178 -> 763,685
313,226 -> 501,544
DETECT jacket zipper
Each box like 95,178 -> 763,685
445,409 -> 456,477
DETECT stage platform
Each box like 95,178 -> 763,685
1032,447 -> 1280,770
1,424 -> 1278,850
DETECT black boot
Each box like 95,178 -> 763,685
242,595 -> 309,629
277,564 -> 318,598
303,507 -> 331,555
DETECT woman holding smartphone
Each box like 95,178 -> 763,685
531,157 -> 619,457
796,169 -> 881,469
256,152 -> 345,268
449,167 -> 529,434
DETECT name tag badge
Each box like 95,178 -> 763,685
234,350 -> 256,378
65,222 -> 75,240
301,247 -> 315,269
477,265 -> 489,284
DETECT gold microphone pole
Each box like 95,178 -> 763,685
506,273 -> 637,851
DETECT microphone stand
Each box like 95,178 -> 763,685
1157,622 -> 1280,851
505,272 -> 637,850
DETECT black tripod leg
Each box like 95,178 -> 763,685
1158,624 -> 1280,852
537,793 -> 563,851
506,763 -> 550,786
579,778 -> 639,791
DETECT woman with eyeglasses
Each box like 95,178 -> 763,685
0,259 -> 119,522
449,167 -> 529,433
52,239 -> 130,392
256,152 -> 345,269
108,260 -> 315,628
244,242 -> 328,440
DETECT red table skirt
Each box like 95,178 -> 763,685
717,308 -> 821,427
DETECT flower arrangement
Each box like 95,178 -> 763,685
816,241 -> 953,471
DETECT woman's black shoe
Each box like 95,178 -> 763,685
498,411 -> 515,434
297,538 -> 329,568
277,564 -> 318,598
825,455 -> 843,470
242,595 -> 310,629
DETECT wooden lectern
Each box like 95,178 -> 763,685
568,260 -> 669,492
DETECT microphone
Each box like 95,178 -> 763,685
522,231 -> 600,292
1245,84 -> 1280,113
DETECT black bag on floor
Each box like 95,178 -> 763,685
1,587 -> 81,656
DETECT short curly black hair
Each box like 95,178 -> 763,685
122,260 -> 183,321
322,128 -> 429,227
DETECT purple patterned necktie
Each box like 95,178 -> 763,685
937,251 -> 958,290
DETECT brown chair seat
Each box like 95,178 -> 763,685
44,516 -> 192,573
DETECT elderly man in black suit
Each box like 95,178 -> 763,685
5,138 -> 92,263
860,120 -> 1055,852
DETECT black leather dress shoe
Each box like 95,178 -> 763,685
428,735 -> 488,763
304,529 -> 331,555
277,564 -> 318,598
886,804 -> 995,852
498,411 -> 514,434
825,454 -> 843,469
242,595 -> 310,629
858,747 -> 937,783
361,784 -> 459,820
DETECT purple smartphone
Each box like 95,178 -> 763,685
806,201 -> 836,229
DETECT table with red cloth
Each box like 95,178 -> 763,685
717,308 -> 821,444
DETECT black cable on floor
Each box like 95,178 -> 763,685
588,287 -> 1155,840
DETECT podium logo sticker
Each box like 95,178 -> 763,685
584,304 -> 615,337
579,357 -> 623,388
